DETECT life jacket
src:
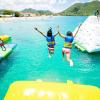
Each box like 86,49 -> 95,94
46,35 -> 55,47
64,36 -> 74,48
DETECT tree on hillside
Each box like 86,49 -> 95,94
72,7 -> 80,14
3,10 -> 14,15
14,12 -> 20,17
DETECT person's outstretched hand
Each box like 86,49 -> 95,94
57,25 -> 60,33
34,27 -> 38,30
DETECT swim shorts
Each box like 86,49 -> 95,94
62,48 -> 71,54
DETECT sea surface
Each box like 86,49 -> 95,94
0,16 -> 100,99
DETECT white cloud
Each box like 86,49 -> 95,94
0,0 -> 93,13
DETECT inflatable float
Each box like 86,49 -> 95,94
73,16 -> 100,53
0,44 -> 16,60
4,80 -> 100,100
74,41 -> 86,52
0,35 -> 16,60
0,35 -> 11,43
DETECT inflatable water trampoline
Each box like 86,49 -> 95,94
4,80 -> 100,100
74,16 -> 100,53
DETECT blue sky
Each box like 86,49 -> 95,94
0,0 -> 99,13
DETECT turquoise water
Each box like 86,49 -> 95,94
0,16 -> 100,99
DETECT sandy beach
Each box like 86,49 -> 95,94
0,16 -> 55,22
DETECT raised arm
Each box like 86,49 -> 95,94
57,26 -> 65,38
54,33 -> 58,37
34,27 -> 46,37
58,31 -> 66,38
54,27 -> 59,37
54,26 -> 62,37
74,24 -> 82,38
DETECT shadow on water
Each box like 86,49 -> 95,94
85,51 -> 100,63
0,49 -> 17,80
0,53 -> 16,99
89,51 -> 100,55
73,46 -> 100,63
0,58 -> 12,80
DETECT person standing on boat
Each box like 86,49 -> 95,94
58,24 -> 82,66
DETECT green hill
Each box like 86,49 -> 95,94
0,1 -> 100,16
0,9 -> 21,17
22,8 -> 53,15
0,9 -> 53,17
59,1 -> 100,16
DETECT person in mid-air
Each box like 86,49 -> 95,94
58,24 -> 82,66
0,38 -> 6,51
34,27 -> 58,58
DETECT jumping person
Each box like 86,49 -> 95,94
0,38 -> 6,51
58,24 -> 82,66
34,27 -> 58,58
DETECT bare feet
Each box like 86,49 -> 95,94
69,60 -> 74,67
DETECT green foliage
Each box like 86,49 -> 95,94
0,1 -> 99,16
14,12 -> 20,17
0,10 -> 21,17
22,8 -> 52,15
72,7 -> 80,14
59,1 -> 100,16
3,10 -> 14,15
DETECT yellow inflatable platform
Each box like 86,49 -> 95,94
0,35 -> 11,43
4,80 -> 100,100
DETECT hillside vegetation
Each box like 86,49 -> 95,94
0,1 -> 100,16
59,1 -> 100,16
22,8 -> 52,15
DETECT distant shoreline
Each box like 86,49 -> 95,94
0,16 -> 57,21
0,16 -> 90,23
